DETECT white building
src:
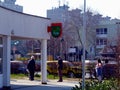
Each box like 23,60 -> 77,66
47,4 -> 69,23
95,19 -> 120,56
0,0 -> 23,12
0,6 -> 50,89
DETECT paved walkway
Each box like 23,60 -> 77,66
11,79 -> 79,90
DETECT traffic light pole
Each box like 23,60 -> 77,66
82,0 -> 86,90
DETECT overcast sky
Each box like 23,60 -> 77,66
16,0 -> 120,19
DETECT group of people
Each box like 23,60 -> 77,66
27,55 -> 63,82
27,55 -> 108,82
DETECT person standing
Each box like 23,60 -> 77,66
95,59 -> 103,82
57,56 -> 63,82
27,56 -> 35,81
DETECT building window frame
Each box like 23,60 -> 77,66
96,28 -> 108,35
96,38 -> 107,45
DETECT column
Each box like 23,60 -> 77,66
3,36 -> 11,89
41,39 -> 47,84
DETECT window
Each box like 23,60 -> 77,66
96,39 -> 107,45
104,28 -> 107,34
0,37 -> 2,44
96,28 -> 108,35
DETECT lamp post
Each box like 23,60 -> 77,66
82,0 -> 86,89
60,38 -> 64,58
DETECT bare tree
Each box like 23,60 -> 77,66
62,8 -> 103,60
47,8 -> 105,60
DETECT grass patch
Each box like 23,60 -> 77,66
11,73 -> 41,80
11,73 -> 70,80
47,74 -> 69,80
11,74 -> 27,79
47,74 -> 58,79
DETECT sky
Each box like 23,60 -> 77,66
15,0 -> 120,19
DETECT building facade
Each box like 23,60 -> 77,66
47,4 -> 69,23
47,5 -> 120,60
0,0 -> 23,12
95,19 -> 120,56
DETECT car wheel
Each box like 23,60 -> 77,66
68,72 -> 74,78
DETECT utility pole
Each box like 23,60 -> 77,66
82,0 -> 86,90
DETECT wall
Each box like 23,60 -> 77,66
0,6 -> 50,39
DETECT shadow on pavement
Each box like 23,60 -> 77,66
11,84 -> 72,90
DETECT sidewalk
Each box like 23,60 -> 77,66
11,79 -> 79,90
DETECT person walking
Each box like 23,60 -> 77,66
27,56 -> 35,81
57,56 -> 63,82
95,59 -> 103,82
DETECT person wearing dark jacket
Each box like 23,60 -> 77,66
27,56 -> 35,81
57,56 -> 63,82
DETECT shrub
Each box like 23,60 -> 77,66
71,78 -> 119,90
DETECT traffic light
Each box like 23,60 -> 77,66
48,23 -> 62,38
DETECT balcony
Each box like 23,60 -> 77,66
96,34 -> 107,38
96,45 -> 105,49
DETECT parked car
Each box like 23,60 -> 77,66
35,60 -> 41,72
72,60 -> 97,78
23,60 -> 41,72
102,63 -> 118,79
87,60 -> 118,79
11,60 -> 27,74
23,60 -> 82,78
47,60 -> 82,78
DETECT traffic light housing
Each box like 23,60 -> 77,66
47,23 -> 62,38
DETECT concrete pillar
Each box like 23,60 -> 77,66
0,74 -> 3,89
3,36 -> 11,89
41,39 -> 47,84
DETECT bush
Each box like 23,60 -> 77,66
71,78 -> 119,90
